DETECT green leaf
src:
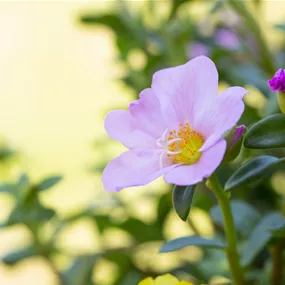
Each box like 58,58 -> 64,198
118,218 -> 163,243
0,148 -> 15,162
211,200 -> 260,237
274,24 -> 285,31
8,201 -> 55,225
244,114 -> 285,149
64,255 -> 98,285
0,183 -> 15,194
156,192 -> 171,226
172,184 -> 196,221
36,176 -> 62,192
268,216 -> 285,237
80,14 -> 126,32
2,247 -> 37,265
241,212 -> 284,267
17,173 -> 29,187
225,156 -> 282,191
159,235 -> 226,253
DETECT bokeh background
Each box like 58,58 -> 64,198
0,1 -> 285,284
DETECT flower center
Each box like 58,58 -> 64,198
157,122 -> 204,167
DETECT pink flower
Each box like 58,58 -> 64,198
102,56 -> 247,192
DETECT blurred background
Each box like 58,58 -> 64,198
0,0 -> 285,284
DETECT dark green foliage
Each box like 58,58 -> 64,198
225,156 -> 283,191
172,184 -> 196,221
244,114 -> 285,149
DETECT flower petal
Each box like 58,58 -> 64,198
152,56 -> 218,128
104,110 -> 154,149
154,274 -> 179,285
164,139 -> 226,185
102,149 -> 174,192
104,88 -> 166,149
196,86 -> 247,152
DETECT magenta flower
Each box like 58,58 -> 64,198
102,56 -> 247,192
268,69 -> 285,92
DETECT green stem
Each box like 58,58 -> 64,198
271,241 -> 284,285
209,174 -> 244,285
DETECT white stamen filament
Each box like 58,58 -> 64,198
167,138 -> 182,145
166,150 -> 182,155
157,129 -> 184,169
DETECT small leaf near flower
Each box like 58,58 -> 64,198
244,114 -> 285,149
225,155 -> 282,191
172,184 -> 196,221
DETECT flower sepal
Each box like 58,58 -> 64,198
277,91 -> 285,114
222,125 -> 246,162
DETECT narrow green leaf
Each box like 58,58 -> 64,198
64,255 -> 98,285
244,114 -> 285,149
36,176 -> 62,192
2,247 -> 37,265
274,24 -> 285,31
172,184 -> 196,221
159,235 -> 226,253
268,217 -> 285,237
225,156 -> 281,191
8,201 -> 55,225
17,173 -> 29,187
241,212 -> 284,267
0,183 -> 15,194
211,200 -> 261,237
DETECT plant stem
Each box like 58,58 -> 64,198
271,241 -> 284,285
209,174 -> 244,285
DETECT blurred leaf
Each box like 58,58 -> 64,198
156,192 -> 171,226
159,235 -> 226,253
16,173 -> 30,202
64,255 -> 98,285
17,173 -> 29,187
244,114 -> 285,149
210,0 -> 224,13
104,251 -> 133,284
172,184 -> 196,221
0,183 -> 15,194
198,250 -> 229,280
118,218 -> 163,243
2,247 -> 37,265
116,271 -> 142,285
268,217 -> 285,237
211,200 -> 261,237
93,215 -> 112,233
241,212 -> 284,266
8,200 -> 55,225
225,156 -> 282,191
36,175 -> 62,192
0,148 -> 15,162
274,24 -> 285,31
80,14 -> 126,32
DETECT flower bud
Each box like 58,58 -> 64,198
268,69 -> 285,114
223,125 -> 245,162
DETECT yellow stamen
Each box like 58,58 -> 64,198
167,122 -> 204,164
